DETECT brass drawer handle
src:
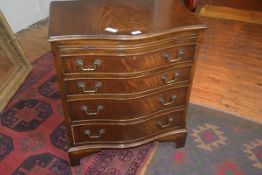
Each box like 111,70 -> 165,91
160,95 -> 177,106
77,81 -> 103,93
80,105 -> 104,116
158,117 -> 174,128
161,72 -> 180,84
75,58 -> 102,71
83,129 -> 105,139
162,48 -> 184,63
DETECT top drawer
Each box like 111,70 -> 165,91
61,46 -> 196,74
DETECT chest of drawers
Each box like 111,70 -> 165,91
48,0 -> 206,166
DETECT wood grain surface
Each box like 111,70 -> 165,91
48,0 -> 204,40
200,5 -> 262,24
191,17 -> 262,122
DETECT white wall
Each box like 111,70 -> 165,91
0,0 -> 53,33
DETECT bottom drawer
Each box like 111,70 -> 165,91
71,109 -> 185,145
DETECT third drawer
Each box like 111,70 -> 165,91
68,86 -> 188,122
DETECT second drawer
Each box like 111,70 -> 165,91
64,66 -> 191,95
68,87 -> 188,121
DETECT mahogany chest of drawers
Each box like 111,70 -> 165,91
48,0 -> 206,166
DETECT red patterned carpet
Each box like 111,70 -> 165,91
0,52 -> 155,175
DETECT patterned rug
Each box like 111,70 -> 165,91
144,104 -> 262,175
0,52 -> 155,175
1,52 -> 261,175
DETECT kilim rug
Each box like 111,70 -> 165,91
144,104 -> 262,175
0,52 -> 156,175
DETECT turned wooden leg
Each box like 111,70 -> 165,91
68,148 -> 101,166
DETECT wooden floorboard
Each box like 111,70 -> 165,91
16,20 -> 50,62
198,0 -> 262,12
0,3 -> 261,123
199,5 -> 262,24
191,17 -> 262,122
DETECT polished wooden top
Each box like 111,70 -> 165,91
48,0 -> 206,41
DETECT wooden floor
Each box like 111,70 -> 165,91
191,17 -> 262,122
0,49 -> 13,82
198,0 -> 262,12
1,2 -> 261,123
17,20 -> 50,62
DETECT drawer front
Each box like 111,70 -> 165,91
68,87 -> 188,121
71,109 -> 185,144
61,46 -> 195,74
64,66 -> 191,95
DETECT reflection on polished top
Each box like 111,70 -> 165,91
48,0 -> 206,40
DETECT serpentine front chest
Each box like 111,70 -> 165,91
48,0 -> 206,166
